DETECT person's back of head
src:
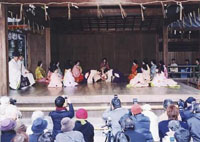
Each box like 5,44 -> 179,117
167,105 -> 179,120
0,96 -> 10,105
55,96 -> 65,108
111,95 -> 121,109
163,99 -> 173,110
38,131 -> 53,142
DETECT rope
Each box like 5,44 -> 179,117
20,4 -> 23,20
119,3 -> 127,19
140,4 -> 145,21
97,3 -> 103,19
68,3 -> 71,20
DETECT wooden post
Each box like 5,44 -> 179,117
163,25 -> 168,66
45,28 -> 51,72
0,4 -> 9,96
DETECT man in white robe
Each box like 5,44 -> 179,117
9,52 -> 21,90
18,55 -> 35,86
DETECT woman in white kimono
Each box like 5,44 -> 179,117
9,52 -> 22,90
150,60 -> 157,80
85,70 -> 101,84
48,65 -> 63,88
151,66 -> 178,87
63,64 -> 77,87
18,55 -> 35,86
129,67 -> 149,87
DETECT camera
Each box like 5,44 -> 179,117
62,95 -> 68,99
10,98 -> 17,105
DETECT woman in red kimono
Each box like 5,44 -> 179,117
72,60 -> 84,83
128,60 -> 138,81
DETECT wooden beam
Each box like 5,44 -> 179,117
45,28 -> 51,72
0,4 -> 9,96
163,25 -> 168,66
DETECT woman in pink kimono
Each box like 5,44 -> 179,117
72,60 -> 84,83
48,65 -> 63,88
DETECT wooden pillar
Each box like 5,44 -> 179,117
0,4 -> 9,96
163,25 -> 168,66
45,28 -> 51,72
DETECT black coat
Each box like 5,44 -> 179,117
125,129 -> 146,142
73,120 -> 94,142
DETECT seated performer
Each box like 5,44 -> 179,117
100,58 -> 110,73
85,70 -> 101,84
47,61 -> 56,83
105,69 -> 125,83
72,60 -> 84,83
128,60 -> 138,81
9,51 -> 22,89
63,64 -> 78,87
18,54 -> 35,86
159,61 -> 168,78
142,61 -> 151,83
35,61 -> 47,83
150,60 -> 157,80
129,67 -> 149,87
151,66 -> 178,87
56,61 -> 63,78
48,65 -> 63,88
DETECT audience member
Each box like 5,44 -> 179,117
159,105 -> 188,142
49,96 -> 74,139
142,104 -> 159,142
74,108 -> 94,142
102,95 -> 129,136
55,117 -> 85,142
187,103 -> 200,142
195,58 -> 200,79
159,99 -> 173,122
1,118 -> 16,142
130,104 -> 153,142
29,118 -> 48,142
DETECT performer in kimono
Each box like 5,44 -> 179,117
151,66 -> 178,87
128,60 -> 138,81
63,64 -> 78,87
72,60 -> 84,83
9,52 -> 22,90
142,61 -> 151,83
100,58 -> 110,73
35,61 -> 47,82
159,61 -> 168,78
105,69 -> 125,83
56,61 -> 63,78
46,61 -> 55,83
150,60 -> 157,80
128,67 -> 149,87
85,70 -> 101,84
18,54 -> 35,86
48,65 -> 63,88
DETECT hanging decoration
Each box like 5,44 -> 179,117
177,2 -> 183,20
68,3 -> 71,20
0,3 -> 2,17
140,4 -> 146,21
161,2 -> 166,18
97,3 -> 104,19
20,4 -> 23,20
119,3 -> 127,19
44,4 -> 48,21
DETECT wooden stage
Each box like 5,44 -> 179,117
9,82 -> 200,103
8,82 -> 200,118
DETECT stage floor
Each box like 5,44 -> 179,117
9,82 -> 200,97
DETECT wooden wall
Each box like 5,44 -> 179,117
27,33 -> 46,74
51,32 -> 157,73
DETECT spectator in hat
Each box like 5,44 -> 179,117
9,51 -> 22,89
142,104 -> 159,142
29,118 -> 48,142
0,96 -> 22,121
0,118 -> 17,142
130,104 -> 153,142
74,108 -> 94,142
121,116 -> 146,142
55,117 -> 85,142
49,96 -> 74,140
159,105 -> 188,142
187,103 -> 200,142
102,95 -> 129,136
